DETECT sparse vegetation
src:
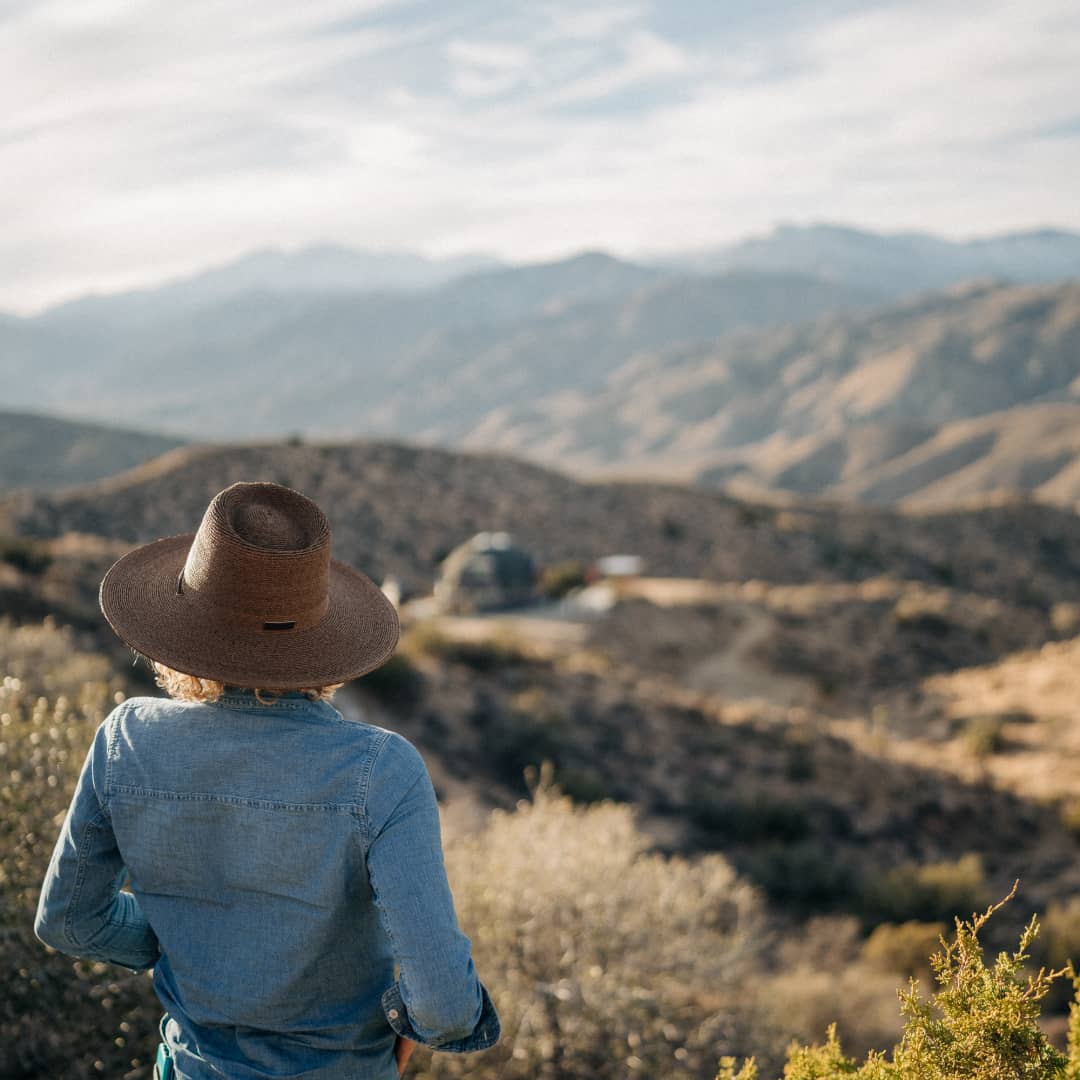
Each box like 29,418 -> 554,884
1059,799 -> 1080,842
6,604 -> 1080,1078
961,713 -> 1007,757
861,920 -> 946,985
0,536 -> 52,575
400,619 -> 530,671
436,761 -> 767,1079
686,788 -> 812,844
733,884 -> 1075,1079
359,651 -> 425,708
859,853 -> 988,926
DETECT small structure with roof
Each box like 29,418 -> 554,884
433,531 -> 537,614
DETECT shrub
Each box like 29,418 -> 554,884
359,652 -> 425,709
784,741 -> 816,782
687,788 -> 812,844
1059,798 -> 1080,842
859,853 -> 988,926
399,619 -> 455,659
552,765 -> 613,804
725,883 -> 1075,1079
1030,898 -> 1080,1011
861,920 -> 946,985
960,714 -> 1006,757
0,619 -> 157,1079
0,537 -> 52,575
484,716 -> 565,793
742,842 -> 858,912
432,761 -> 768,1079
400,620 -> 529,671
661,516 -> 687,541
750,966 -> 904,1074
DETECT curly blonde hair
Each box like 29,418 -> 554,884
150,660 -> 343,705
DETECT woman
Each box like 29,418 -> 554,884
34,480 -> 500,1078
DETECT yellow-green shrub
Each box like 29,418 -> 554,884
724,885 -> 1076,1080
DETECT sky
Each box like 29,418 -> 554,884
3,0 -> 1079,313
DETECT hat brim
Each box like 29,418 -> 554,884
99,534 -> 401,689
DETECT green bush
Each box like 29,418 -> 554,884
960,714 -> 1006,757
687,788 -> 812,844
859,853 -> 988,925
860,920 -> 946,986
401,619 -> 529,671
1030,898 -> 1080,1012
1059,798 -> 1080,842
743,842 -> 858,911
358,652 -> 425,708
0,537 -> 52,576
399,619 -> 455,658
727,883 -> 1075,1079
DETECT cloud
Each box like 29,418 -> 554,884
1,0 -> 1078,312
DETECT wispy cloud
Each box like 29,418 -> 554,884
1,0 -> 1078,312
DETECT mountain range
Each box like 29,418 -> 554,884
2,223 -> 1080,507
680,223 -> 1080,296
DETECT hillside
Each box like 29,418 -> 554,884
530,280 -> 1080,507
0,410 -> 186,491
8,437 -> 1080,1074
6,438 -> 1080,611
5,441 -> 1080,897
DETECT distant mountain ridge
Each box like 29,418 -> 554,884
9,222 -> 1080,325
3,224 -> 1080,507
35,245 -> 501,328
0,258 -> 868,440
679,223 -> 1080,296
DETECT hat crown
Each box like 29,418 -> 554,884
181,482 -> 331,628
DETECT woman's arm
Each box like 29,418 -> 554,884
365,732 -> 500,1053
34,714 -> 160,972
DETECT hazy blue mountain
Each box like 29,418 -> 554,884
37,245 -> 501,328
6,230 -> 1080,510
682,223 -> 1080,297
0,256 -> 867,438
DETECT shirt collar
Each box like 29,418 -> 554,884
209,687 -> 322,709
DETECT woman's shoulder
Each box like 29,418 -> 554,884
368,725 -> 429,780
363,727 -> 435,826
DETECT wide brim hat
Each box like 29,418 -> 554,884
99,481 -> 400,689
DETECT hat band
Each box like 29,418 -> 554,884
177,569 -> 330,632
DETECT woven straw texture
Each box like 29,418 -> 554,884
99,482 -> 400,689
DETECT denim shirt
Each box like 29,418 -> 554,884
34,689 -> 500,1079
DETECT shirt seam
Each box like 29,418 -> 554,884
358,728 -> 393,848
103,703 -> 130,818
64,808 -> 108,949
109,784 -> 357,812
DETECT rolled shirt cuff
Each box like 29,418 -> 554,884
381,979 -> 500,1053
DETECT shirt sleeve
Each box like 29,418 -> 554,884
34,710 -> 160,973
364,732 -> 500,1053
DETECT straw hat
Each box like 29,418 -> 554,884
99,481 -> 400,689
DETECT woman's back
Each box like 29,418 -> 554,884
35,481 -> 499,1077
40,687 -> 498,1079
